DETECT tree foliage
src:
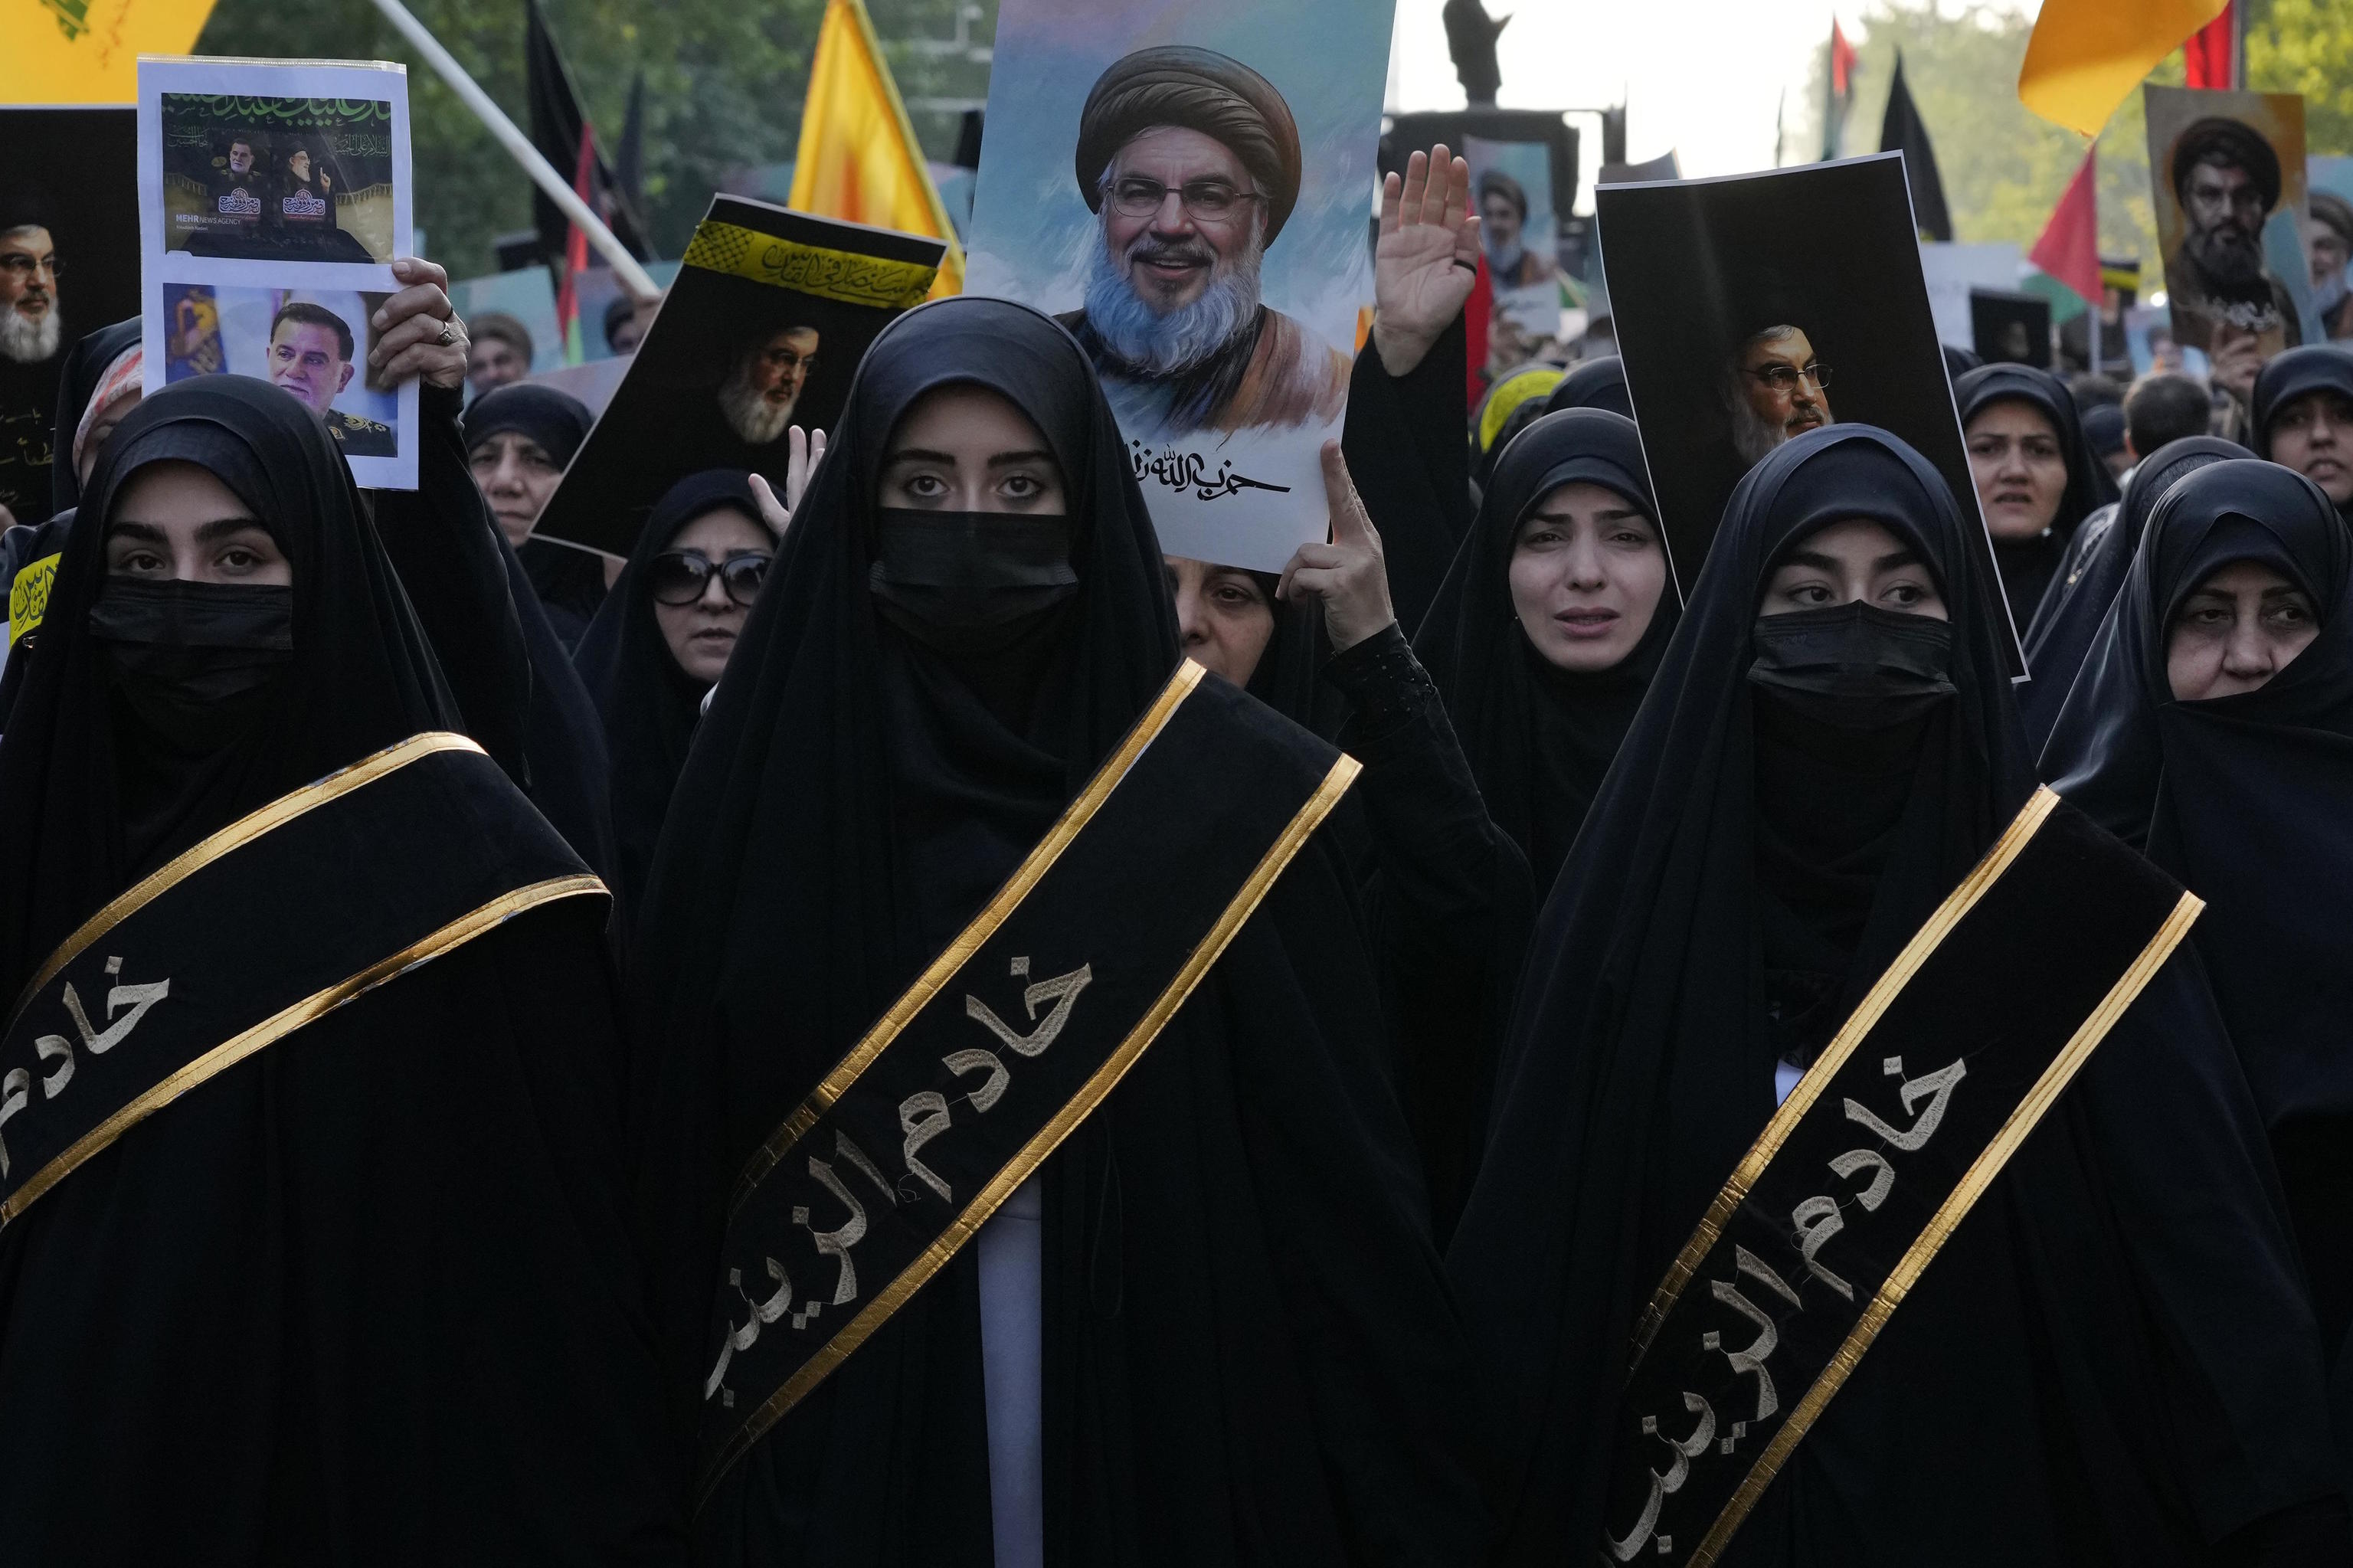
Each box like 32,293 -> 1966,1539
195,0 -> 995,278
2247,0 -> 2353,156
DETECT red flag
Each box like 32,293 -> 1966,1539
1830,21 -> 1857,98
2031,149 -> 2103,307
554,127 -> 597,363
1464,253 -> 1493,413
2184,2 -> 2234,88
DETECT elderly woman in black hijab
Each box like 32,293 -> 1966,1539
2018,434 -> 2246,746
1954,362 -> 2119,624
627,296 -> 1486,1565
463,381 -> 610,647
576,468 -> 773,912
1451,424 -> 2345,1563
0,377 -> 679,1557
2253,344 -> 2353,519
2044,462 -> 2353,1419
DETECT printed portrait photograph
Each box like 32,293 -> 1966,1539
161,93 -> 398,265
1598,154 -> 1999,627
159,281 -> 401,460
1971,289 -> 2053,369
965,0 -> 1394,571
2145,86 -> 2316,373
532,196 -> 941,560
1464,136 -> 1564,355
2306,152 -> 2353,342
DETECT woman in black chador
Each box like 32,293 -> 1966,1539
626,296 -> 1487,1566
1448,424 -> 2345,1564
0,378 -> 679,1558
2044,459 -> 2353,1449
575,468 -> 773,913
2018,434 -> 2245,748
1953,361 -> 2119,627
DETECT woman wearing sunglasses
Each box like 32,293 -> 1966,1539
575,469 -> 777,912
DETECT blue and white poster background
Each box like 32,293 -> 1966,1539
964,0 -> 1394,571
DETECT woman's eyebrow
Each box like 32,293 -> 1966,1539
195,516 -> 267,544
883,448 -> 956,466
987,450 -> 1056,469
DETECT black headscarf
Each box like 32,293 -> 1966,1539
0,375 -> 684,1557
0,375 -> 459,981
2251,343 -> 2353,486
626,296 -> 1485,1560
2041,458 -> 2353,1389
47,317 -> 142,517
1415,408 -> 1676,889
2019,435 -> 2244,746
460,381 -> 608,646
1540,354 -> 1633,418
1450,424 -> 2338,1561
575,467 -> 761,914
1955,362 -> 2120,624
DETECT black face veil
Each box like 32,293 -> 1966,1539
625,296 -> 1483,1560
1448,424 -> 2338,1562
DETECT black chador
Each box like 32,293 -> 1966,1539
1448,424 -> 2345,1564
2020,434 -> 2245,748
0,378 -> 681,1559
576,468 -> 761,914
2045,460 -> 2353,1442
625,297 -> 1489,1565
1954,362 -> 2119,626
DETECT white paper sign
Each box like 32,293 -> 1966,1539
1918,242 -> 2021,350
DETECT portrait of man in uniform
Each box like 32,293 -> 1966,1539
1723,322 -> 1834,466
1056,45 -> 1349,437
265,300 -> 394,457
2161,116 -> 2305,358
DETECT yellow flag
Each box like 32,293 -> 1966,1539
2,0 -> 216,103
2018,0 -> 2228,136
787,0 -> 965,300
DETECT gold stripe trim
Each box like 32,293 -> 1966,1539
699,750 -> 1360,1504
681,219 -> 941,309
1686,888 -> 2202,1567
10,732 -> 485,1024
0,874 -> 606,1227
1629,786 -> 2061,1364
728,661 -> 1207,1215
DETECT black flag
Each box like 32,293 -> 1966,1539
1879,52 -> 1952,243
524,0 -> 650,270
615,69 -> 646,221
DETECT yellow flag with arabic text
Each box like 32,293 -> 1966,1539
3,0 -> 216,103
787,0 -> 964,300
2019,0 -> 2229,137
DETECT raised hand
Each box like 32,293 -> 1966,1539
1278,440 -> 1396,652
1371,143 -> 1481,378
368,257 -> 469,390
747,426 -> 827,538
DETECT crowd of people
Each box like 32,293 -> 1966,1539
1,129 -> 2351,1567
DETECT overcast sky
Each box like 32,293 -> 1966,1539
1386,0 -> 2044,205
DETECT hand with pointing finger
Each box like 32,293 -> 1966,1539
1278,440 -> 1396,653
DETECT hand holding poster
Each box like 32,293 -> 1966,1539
1599,154 -> 2021,665
2145,85 -> 2317,398
138,56 -> 418,488
964,0 -> 1396,572
530,196 -> 943,560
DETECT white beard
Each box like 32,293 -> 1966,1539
0,303 -> 61,365
718,372 -> 795,446
1082,224 -> 1263,378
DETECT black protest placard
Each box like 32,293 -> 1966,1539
531,197 -> 944,561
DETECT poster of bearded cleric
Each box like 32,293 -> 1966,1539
1597,154 -> 2017,657
531,197 -> 944,560
963,0 -> 1396,571
139,57 -> 417,488
0,107 -> 141,528
2146,87 -> 2319,385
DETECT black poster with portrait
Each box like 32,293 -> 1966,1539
532,197 -> 945,561
1970,288 -> 2054,368
1596,152 -> 2021,667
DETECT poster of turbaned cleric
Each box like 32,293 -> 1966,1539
2146,87 -> 2319,380
0,107 -> 141,528
963,0 -> 1396,572
1465,136 -> 1563,355
531,197 -> 944,561
138,57 -> 417,489
1598,153 -> 2021,662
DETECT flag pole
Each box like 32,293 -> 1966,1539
365,0 -> 659,300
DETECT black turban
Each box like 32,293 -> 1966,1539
1074,45 -> 1303,247
1478,169 -> 1528,221
0,178 -> 56,237
2171,116 -> 2282,213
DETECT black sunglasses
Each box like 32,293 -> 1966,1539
648,548 -> 771,607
